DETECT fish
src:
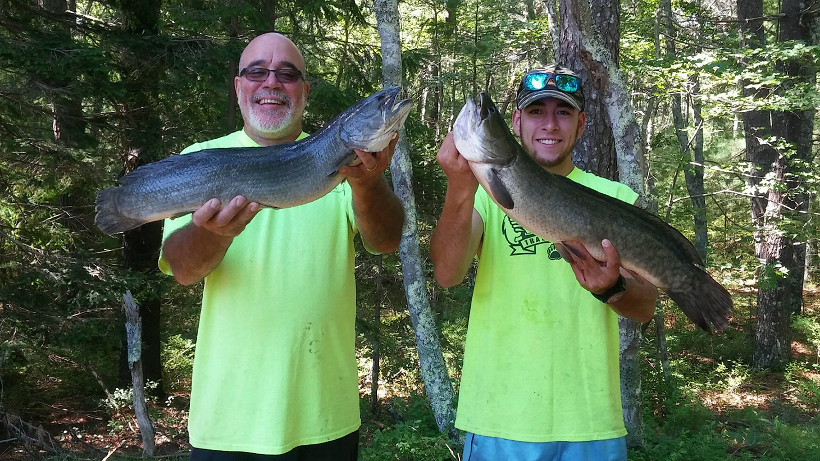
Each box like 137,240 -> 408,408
95,86 -> 412,235
452,92 -> 732,332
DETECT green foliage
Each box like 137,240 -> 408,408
360,418 -> 456,461
161,334 -> 196,391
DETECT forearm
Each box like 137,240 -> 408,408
351,177 -> 404,254
430,187 -> 480,287
162,223 -> 234,285
607,271 -> 658,323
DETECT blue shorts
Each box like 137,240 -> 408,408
462,432 -> 627,461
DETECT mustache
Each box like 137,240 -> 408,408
252,90 -> 291,105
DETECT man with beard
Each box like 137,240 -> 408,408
159,33 -> 404,460
430,66 -> 656,460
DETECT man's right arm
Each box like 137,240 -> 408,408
162,195 -> 261,285
430,133 -> 484,288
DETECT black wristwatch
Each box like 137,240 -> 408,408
592,274 -> 627,304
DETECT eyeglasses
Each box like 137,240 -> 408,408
239,67 -> 304,83
522,72 -> 581,93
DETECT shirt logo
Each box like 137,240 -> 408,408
502,216 -> 560,259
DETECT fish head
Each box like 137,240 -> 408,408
339,86 -> 412,152
453,92 -> 518,165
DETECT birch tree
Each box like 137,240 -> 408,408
374,0 -> 457,434
554,0 -> 650,447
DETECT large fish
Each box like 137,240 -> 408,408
453,92 -> 732,332
96,86 -> 412,235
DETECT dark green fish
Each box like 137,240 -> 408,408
453,92 -> 732,332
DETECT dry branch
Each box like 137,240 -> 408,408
0,408 -> 62,457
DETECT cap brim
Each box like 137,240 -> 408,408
518,89 -> 582,112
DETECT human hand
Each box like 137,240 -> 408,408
437,132 -> 478,194
555,238 -> 623,295
339,132 -> 399,188
190,195 -> 261,237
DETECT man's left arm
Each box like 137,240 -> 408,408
558,238 -> 657,323
338,135 -> 404,254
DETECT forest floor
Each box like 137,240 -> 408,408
2,284 -> 820,460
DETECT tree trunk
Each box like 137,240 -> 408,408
227,14 -> 239,131
556,0 -> 619,179
749,0 -> 816,369
556,0 -> 648,447
662,0 -> 708,263
737,0 -> 775,256
374,0 -> 457,434
116,0 -> 165,399
124,291 -> 156,457
41,0 -> 89,149
371,256 -> 383,414
471,2 -> 478,97
777,0 -> 814,316
544,0 -> 560,59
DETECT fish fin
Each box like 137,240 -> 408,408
560,241 -> 585,259
553,243 -> 574,263
95,187 -> 148,235
486,169 -> 514,209
666,268 -> 733,333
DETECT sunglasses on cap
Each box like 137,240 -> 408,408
239,67 -> 304,83
522,72 -> 581,94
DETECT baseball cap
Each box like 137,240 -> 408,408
516,65 -> 585,112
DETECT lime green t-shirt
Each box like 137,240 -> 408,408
158,130 -> 361,454
455,167 -> 639,443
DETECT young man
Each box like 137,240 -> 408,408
431,65 -> 657,460
159,33 -> 404,460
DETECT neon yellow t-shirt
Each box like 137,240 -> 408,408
159,130 -> 361,454
455,167 -> 639,443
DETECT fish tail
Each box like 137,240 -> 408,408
667,269 -> 733,333
95,187 -> 147,235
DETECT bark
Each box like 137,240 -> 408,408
749,0 -> 816,368
544,0 -> 560,59
374,0 -> 457,434
371,256 -> 383,414
116,0 -> 165,399
41,0 -> 89,149
227,14 -> 239,131
654,303 -> 671,381
662,0 -> 708,263
428,8 -> 440,131
753,155 -> 794,368
737,0 -> 775,256
556,0 -> 649,447
556,0 -> 619,180
471,2 -> 478,96
777,0 -> 814,316
689,74 -> 707,262
124,291 -> 156,457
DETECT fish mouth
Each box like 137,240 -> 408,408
382,86 -> 412,120
477,92 -> 494,121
